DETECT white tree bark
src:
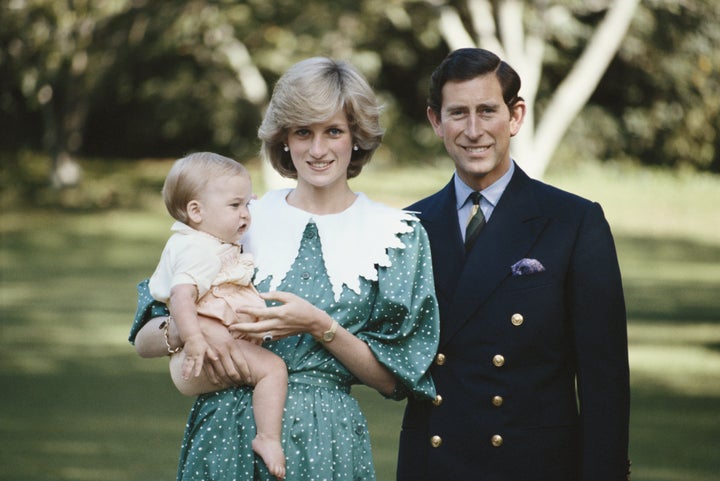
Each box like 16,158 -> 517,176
217,34 -> 294,191
221,39 -> 267,105
529,0 -> 641,178
434,0 -> 640,179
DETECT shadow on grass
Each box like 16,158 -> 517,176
616,235 -> 720,324
629,385 -> 720,481
0,356 -> 193,481
3,356 -> 718,481
1,205 -> 719,481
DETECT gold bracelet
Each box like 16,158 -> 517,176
160,315 -> 182,355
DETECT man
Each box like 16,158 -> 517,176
398,48 -> 630,480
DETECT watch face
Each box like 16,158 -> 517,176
323,331 -> 334,342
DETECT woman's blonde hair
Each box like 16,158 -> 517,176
258,57 -> 384,179
162,152 -> 248,224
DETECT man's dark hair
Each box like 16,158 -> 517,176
427,48 -> 523,116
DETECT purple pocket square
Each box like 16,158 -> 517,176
511,258 -> 545,276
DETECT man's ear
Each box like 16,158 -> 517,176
186,200 -> 202,224
427,106 -> 444,138
509,100 -> 526,137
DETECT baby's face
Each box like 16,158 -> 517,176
196,173 -> 253,243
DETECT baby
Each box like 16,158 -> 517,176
148,152 -> 286,480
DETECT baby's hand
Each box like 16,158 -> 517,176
181,334 -> 211,380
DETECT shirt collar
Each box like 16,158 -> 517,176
454,160 -> 515,209
170,221 -> 240,246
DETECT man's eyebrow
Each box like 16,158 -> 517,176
477,101 -> 500,109
443,103 -> 469,111
444,101 -> 500,111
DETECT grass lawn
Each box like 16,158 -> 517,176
1,158 -> 719,480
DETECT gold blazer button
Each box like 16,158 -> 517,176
511,313 -> 524,326
430,435 -> 442,448
491,434 -> 503,447
492,354 -> 505,367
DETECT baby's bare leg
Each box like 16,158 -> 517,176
170,351 -> 231,396
169,314 -> 240,396
242,341 -> 288,480
169,336 -> 287,479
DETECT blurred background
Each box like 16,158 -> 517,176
1,1 -> 719,480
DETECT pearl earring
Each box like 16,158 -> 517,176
353,144 -> 359,151
283,144 -> 289,152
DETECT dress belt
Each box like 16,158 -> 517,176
288,372 -> 351,393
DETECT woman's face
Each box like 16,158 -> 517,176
286,109 -> 353,190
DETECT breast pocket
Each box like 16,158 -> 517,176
502,270 -> 553,293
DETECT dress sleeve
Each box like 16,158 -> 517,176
128,278 -> 169,344
356,220 -> 440,401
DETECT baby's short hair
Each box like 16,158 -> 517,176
162,152 -> 248,223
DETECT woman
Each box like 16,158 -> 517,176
130,57 -> 440,481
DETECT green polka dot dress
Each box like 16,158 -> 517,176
130,190 -> 440,480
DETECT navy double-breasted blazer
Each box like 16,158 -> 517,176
397,165 -> 630,481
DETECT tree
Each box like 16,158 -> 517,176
2,0 -> 273,188
426,0 -> 640,178
3,0 -> 716,206
588,0 -> 720,172
2,0 -> 110,188
1,0 -> 385,193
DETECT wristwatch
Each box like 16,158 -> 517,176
319,320 -> 339,343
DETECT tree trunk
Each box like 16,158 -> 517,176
434,0 -> 640,179
50,151 -> 83,189
528,0 -> 641,178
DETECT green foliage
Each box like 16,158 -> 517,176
1,0 -> 718,199
0,150 -> 172,210
1,160 -> 719,480
568,0 -> 720,171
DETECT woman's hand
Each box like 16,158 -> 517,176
134,316 -> 252,386
232,290 -> 397,396
229,291 -> 331,341
199,317 -> 253,385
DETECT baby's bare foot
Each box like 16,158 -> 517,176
252,435 -> 286,480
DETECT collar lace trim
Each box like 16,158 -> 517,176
245,189 -> 416,301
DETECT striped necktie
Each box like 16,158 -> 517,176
465,191 -> 485,252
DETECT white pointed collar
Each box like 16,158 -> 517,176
244,189 -> 416,301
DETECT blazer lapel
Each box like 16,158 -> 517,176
416,181 -> 465,301
441,168 -> 548,346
